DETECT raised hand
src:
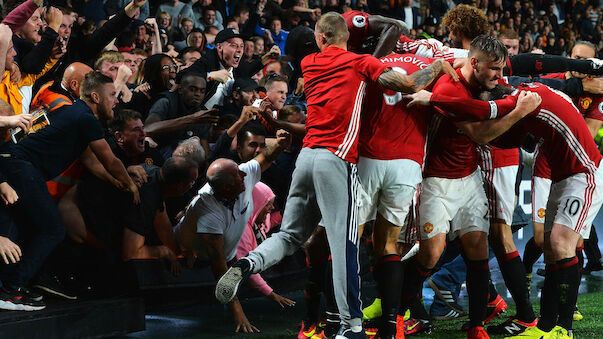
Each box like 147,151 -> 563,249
275,129 -> 291,149
192,109 -> 220,124
208,69 -> 232,83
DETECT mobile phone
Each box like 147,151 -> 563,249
10,109 -> 50,143
252,98 -> 263,108
211,105 -> 223,115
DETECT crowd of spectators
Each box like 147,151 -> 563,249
0,0 -> 600,334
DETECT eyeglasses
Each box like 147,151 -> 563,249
161,64 -> 179,72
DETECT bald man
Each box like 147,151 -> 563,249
31,62 -> 93,112
174,130 -> 291,333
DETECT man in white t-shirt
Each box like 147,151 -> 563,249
175,130 -> 290,333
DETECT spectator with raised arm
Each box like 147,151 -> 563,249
0,71 -> 138,309
145,72 -> 219,157
175,129 -> 291,332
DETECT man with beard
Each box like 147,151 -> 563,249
397,36 -> 541,339
0,71 -> 138,308
184,28 -> 256,109
216,12 -> 458,339
222,77 -> 259,117
407,74 -> 603,339
175,131 -> 291,333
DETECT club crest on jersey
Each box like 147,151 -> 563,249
352,15 -> 366,28
580,97 -> 592,110
145,158 -> 154,165
537,208 -> 546,218
423,222 -> 434,234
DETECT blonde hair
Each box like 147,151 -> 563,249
94,51 -> 125,70
315,12 -> 348,45
131,59 -> 146,85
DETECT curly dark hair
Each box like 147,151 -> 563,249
442,4 -> 490,41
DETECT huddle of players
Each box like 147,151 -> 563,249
343,6 -> 603,339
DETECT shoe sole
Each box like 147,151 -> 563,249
335,330 -> 365,339
427,278 -> 467,315
0,300 -> 45,311
215,266 -> 243,304
32,284 -> 78,300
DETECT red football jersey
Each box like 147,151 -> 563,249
533,74 -> 603,179
342,10 -> 371,52
533,145 -> 551,179
478,146 -> 520,170
424,68 -> 517,179
515,83 -> 602,182
358,54 -> 437,164
541,72 -> 603,121
301,46 -> 388,163
575,93 -> 603,121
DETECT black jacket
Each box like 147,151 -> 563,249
183,49 -> 263,106
34,9 -> 134,92
13,27 -> 59,75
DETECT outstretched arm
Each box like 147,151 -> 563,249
507,53 -> 603,76
404,89 -> 517,121
88,139 -> 139,203
258,104 -> 306,137
368,15 -> 407,58
377,59 -> 458,93
254,130 -> 292,172
505,75 -> 585,98
456,91 -> 542,144
201,232 -> 259,333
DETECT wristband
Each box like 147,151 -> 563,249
207,72 -> 212,81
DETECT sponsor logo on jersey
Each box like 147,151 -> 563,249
423,222 -> 434,234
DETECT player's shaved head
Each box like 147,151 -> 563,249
315,12 -> 348,46
62,62 -> 93,98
